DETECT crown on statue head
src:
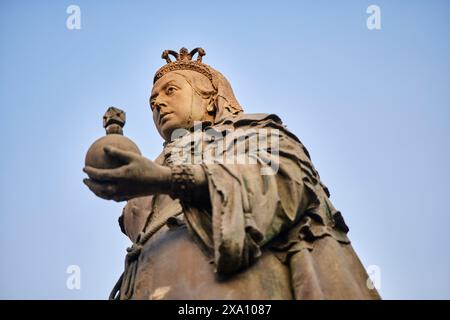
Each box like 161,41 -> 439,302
153,47 -> 215,85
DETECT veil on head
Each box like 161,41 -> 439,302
207,65 -> 243,122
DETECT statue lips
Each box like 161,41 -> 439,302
159,112 -> 173,125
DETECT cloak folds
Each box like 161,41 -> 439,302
113,113 -> 380,300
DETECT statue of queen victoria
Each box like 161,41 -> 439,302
83,47 -> 381,300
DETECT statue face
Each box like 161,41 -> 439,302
150,72 -> 209,141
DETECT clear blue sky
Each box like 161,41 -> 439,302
1,0 -> 449,299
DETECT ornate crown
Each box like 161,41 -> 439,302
153,47 -> 215,86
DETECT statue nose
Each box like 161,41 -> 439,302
153,97 -> 167,110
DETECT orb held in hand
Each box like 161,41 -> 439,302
85,107 -> 141,170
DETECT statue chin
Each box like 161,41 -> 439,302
159,123 -> 187,142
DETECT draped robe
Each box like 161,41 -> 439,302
113,113 -> 380,300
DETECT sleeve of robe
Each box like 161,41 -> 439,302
180,114 -> 350,275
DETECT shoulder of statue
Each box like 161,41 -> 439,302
215,112 -> 285,130
225,112 -> 304,145
219,112 -> 317,166
230,113 -> 283,125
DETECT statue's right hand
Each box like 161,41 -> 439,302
83,146 -> 172,201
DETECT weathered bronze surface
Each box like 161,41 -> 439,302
83,47 -> 381,300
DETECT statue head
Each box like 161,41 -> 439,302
150,47 -> 243,141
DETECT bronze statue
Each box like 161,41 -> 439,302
83,47 -> 381,300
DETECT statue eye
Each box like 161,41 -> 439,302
166,86 -> 176,95
150,99 -> 156,111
